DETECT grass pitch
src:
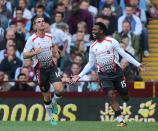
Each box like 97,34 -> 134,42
0,121 -> 158,131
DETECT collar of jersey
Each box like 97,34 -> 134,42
35,32 -> 45,38
96,36 -> 106,43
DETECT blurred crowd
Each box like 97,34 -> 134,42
0,0 -> 158,92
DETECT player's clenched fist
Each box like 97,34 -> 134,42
34,47 -> 42,55
69,75 -> 80,84
138,63 -> 146,72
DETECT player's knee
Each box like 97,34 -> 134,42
54,82 -> 64,94
108,90 -> 117,99
121,95 -> 129,102
43,92 -> 51,101
39,82 -> 50,92
119,89 -> 129,101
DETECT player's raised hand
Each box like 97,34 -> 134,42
34,47 -> 42,55
138,63 -> 146,72
69,75 -> 80,84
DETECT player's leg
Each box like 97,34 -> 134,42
107,89 -> 126,127
113,76 -> 129,127
42,91 -> 57,125
107,90 -> 121,112
99,72 -> 126,127
35,67 -> 56,125
41,71 -> 58,125
51,82 -> 63,114
49,67 -> 64,114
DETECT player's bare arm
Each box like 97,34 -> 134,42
52,45 -> 60,59
23,47 -> 42,59
70,46 -> 96,84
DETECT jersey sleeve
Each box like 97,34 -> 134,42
112,38 -> 141,67
52,35 -> 56,45
23,37 -> 33,53
79,46 -> 96,78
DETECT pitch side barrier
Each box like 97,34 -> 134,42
0,81 -> 158,122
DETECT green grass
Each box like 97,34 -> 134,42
0,121 -> 158,131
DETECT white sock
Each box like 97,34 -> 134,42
116,115 -> 124,123
44,104 -> 53,121
52,94 -> 62,104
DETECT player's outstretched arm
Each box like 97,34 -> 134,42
52,45 -> 60,59
70,47 -> 96,84
113,38 -> 141,67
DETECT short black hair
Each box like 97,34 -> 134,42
121,34 -> 129,39
10,21 -> 17,26
18,73 -> 26,79
16,7 -> 23,12
80,0 -> 89,4
16,20 -> 23,24
94,22 -> 107,34
103,4 -> 111,9
36,4 -> 45,10
126,4 -> 134,9
54,11 -> 64,18
71,62 -> 81,67
75,52 -> 83,59
123,20 -> 130,24
56,2 -> 65,7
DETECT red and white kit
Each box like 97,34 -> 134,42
23,33 -> 55,68
79,36 -> 140,77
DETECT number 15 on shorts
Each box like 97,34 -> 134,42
121,80 -> 126,88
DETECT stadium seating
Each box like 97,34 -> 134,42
141,19 -> 158,80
